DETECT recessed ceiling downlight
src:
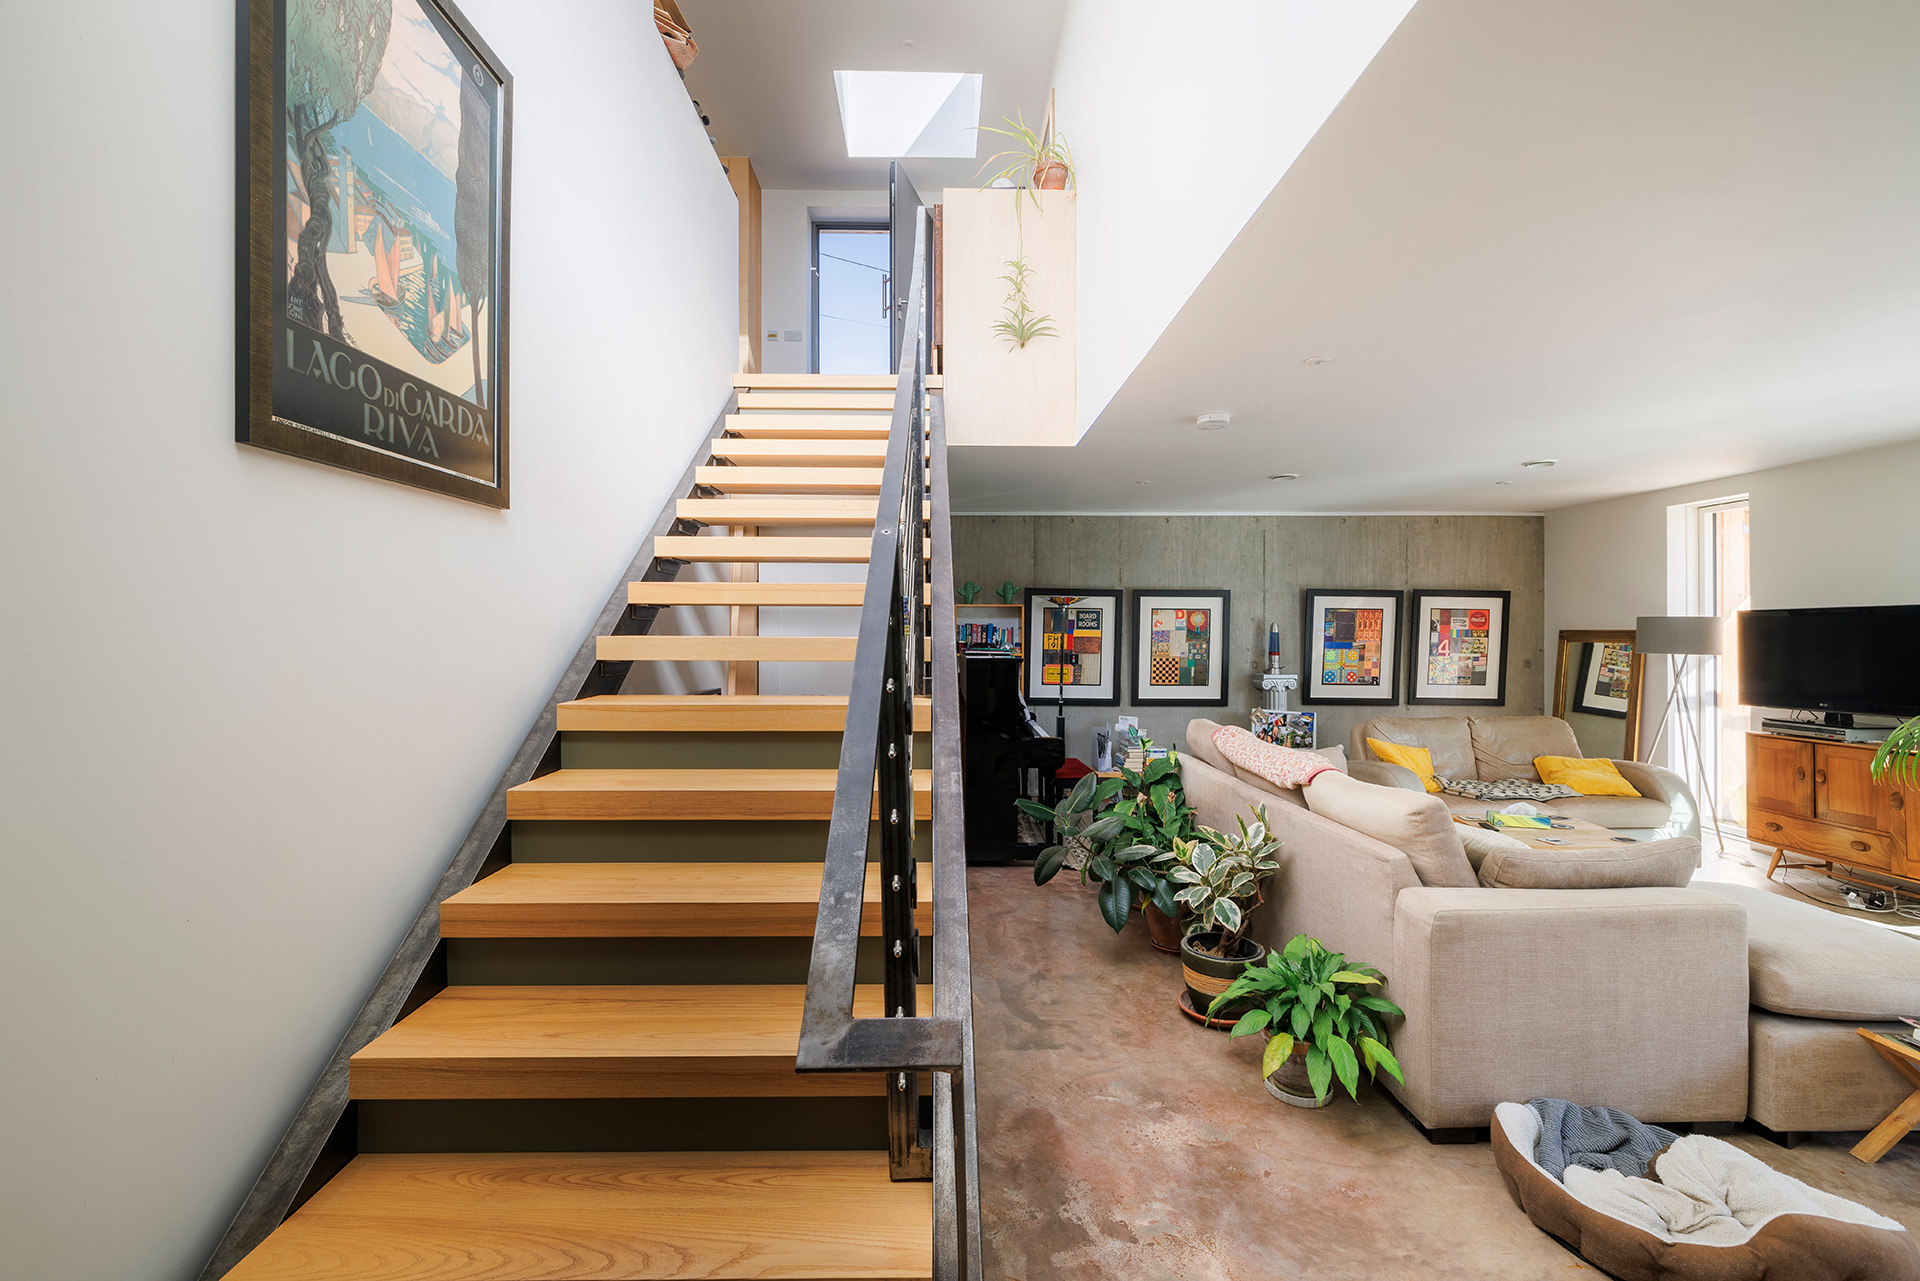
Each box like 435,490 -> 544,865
1135,480 -> 1152,485
1196,413 -> 1231,431
1522,459 -> 1558,468
1268,473 -> 1299,481
1303,355 -> 1333,366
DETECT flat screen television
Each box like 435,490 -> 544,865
1737,605 -> 1920,718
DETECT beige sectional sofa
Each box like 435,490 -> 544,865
1349,714 -> 1699,840
1184,717 -> 1920,1145
1182,719 -> 1749,1136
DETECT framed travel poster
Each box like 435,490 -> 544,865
1129,590 -> 1229,706
1573,639 -> 1635,719
1407,589 -> 1511,706
1024,589 -> 1122,707
1300,589 -> 1403,705
239,0 -> 513,506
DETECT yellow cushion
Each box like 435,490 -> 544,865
1366,738 -> 1442,793
1533,756 -> 1642,797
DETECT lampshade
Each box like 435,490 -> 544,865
1635,615 -> 1722,656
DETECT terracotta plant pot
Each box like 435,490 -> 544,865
1264,1038 -> 1331,1109
1033,160 -> 1069,190
1179,931 -> 1267,1018
1144,902 -> 1184,954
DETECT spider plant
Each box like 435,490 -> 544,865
1870,715 -> 1920,787
992,255 -> 1056,350
1209,935 -> 1406,1105
976,108 -> 1075,211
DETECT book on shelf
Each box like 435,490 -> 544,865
956,621 -> 1020,652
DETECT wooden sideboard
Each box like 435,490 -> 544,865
1746,731 -> 1916,887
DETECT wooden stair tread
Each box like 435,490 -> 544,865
556,694 -> 931,732
708,440 -> 890,466
654,535 -> 875,563
596,635 -> 858,663
506,769 -> 934,821
722,415 -> 892,439
222,1150 -> 932,1280
629,581 -> 867,607
734,392 -> 896,412
736,372 -> 940,390
441,863 -> 932,938
349,984 -> 928,1099
693,466 -> 885,493
678,497 -> 881,524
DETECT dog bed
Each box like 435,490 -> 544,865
1492,1101 -> 1920,1280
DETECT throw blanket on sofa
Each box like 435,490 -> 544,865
1212,725 -> 1338,789
1444,778 -> 1581,803
1530,1099 -> 1679,1179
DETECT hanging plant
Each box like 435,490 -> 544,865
993,254 -> 1056,351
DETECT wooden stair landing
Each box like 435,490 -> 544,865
506,769 -> 934,821
555,694 -> 931,733
440,862 -> 932,938
349,985 -> 923,1100
222,1151 -> 933,1281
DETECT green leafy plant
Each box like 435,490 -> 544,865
1020,751 -> 1198,931
1210,935 -> 1406,1105
1168,808 -> 1281,959
1871,715 -> 1920,788
976,108 -> 1075,212
993,255 -> 1056,351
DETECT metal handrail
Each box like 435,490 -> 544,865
797,209 -> 981,1279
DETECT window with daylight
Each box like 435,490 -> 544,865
812,224 -> 891,375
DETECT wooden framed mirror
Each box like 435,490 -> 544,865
1553,629 -> 1646,761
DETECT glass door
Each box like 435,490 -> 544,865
811,224 -> 891,375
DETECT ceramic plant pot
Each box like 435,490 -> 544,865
1033,160 -> 1069,190
1144,902 -> 1184,954
1264,1038 -> 1331,1109
1179,931 -> 1267,1018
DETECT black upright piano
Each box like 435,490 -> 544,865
960,654 -> 1065,863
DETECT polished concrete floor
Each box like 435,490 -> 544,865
968,866 -> 1920,1281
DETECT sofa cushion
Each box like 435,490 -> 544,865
1366,739 -> 1442,792
1185,718 -> 1233,773
1477,837 -> 1700,890
1694,881 -> 1920,1021
1353,716 -> 1476,779
1551,794 -> 1676,829
1457,824 -> 1530,874
1535,756 -> 1642,797
1303,771 -> 1477,888
1469,716 -> 1583,781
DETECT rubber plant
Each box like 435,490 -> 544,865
1167,807 -> 1281,959
1209,935 -> 1406,1105
1018,753 -> 1196,932
1870,715 -> 1920,787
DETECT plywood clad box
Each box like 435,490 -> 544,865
940,188 -> 1076,446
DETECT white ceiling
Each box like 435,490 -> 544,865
678,0 -> 1068,192
950,0 -> 1920,514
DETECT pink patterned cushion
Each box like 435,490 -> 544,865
1212,726 -> 1339,790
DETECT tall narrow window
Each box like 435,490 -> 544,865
1692,499 -> 1751,823
812,224 -> 890,374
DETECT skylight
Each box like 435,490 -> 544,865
833,70 -> 982,158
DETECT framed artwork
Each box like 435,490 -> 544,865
239,0 -> 513,506
1407,590 -> 1511,706
1573,639 -> 1635,719
1024,589 -> 1122,706
1128,590 -> 1230,706
1300,589 -> 1403,705
1252,709 -> 1316,749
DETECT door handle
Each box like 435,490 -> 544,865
1892,792 -> 1905,812
1795,767 -> 1806,781
1815,769 -> 1827,785
1764,821 -> 1782,832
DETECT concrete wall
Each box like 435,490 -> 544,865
0,3 -> 737,1278
954,514 -> 1544,759
1544,435 -> 1920,760
1049,0 -> 1414,435
758,188 -> 887,374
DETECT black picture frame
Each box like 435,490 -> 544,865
1572,639 -> 1634,719
1405,589 -> 1512,706
1299,588 -> 1404,706
1023,588 -> 1123,707
239,0 -> 513,507
1127,589 -> 1231,707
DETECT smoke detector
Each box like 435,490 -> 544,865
1303,355 -> 1333,366
1267,473 -> 1299,481
1196,413 -> 1231,431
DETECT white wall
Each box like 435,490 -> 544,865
1049,0 -> 1414,435
758,188 -> 887,374
1545,436 -> 1920,759
0,3 -> 736,1278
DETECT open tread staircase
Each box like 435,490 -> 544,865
225,373 -> 943,1279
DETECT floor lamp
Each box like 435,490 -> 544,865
1635,615 -> 1726,855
